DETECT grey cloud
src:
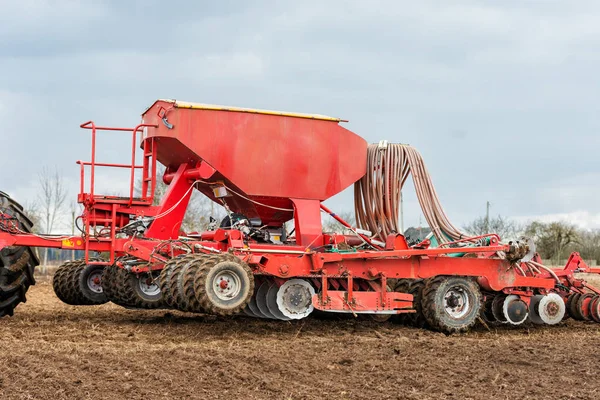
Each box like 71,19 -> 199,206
1,0 -> 600,228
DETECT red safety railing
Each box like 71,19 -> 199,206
77,121 -> 158,206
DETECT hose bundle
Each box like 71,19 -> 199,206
354,143 -> 466,244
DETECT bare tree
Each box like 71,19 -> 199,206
463,215 -> 522,241
38,166 -> 67,264
322,211 -> 356,234
524,221 -> 580,264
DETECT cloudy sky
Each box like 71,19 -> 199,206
1,0 -> 599,231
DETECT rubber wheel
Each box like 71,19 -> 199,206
177,256 -> 205,313
123,271 -> 163,309
159,257 -> 180,308
103,264 -> 136,308
392,279 -> 411,324
0,192 -> 39,317
193,253 -> 254,316
167,256 -> 196,311
421,276 -> 482,334
394,279 -> 427,328
77,263 -> 108,304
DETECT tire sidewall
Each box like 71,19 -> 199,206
203,261 -> 251,310
78,263 -> 107,303
130,272 -> 162,304
432,277 -> 481,330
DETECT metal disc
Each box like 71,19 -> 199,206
276,279 -> 315,320
568,293 -> 582,319
502,294 -> 528,325
242,305 -> 257,317
538,293 -> 566,325
528,295 -> 545,324
577,293 -> 594,321
491,295 -> 507,323
589,295 -> 600,323
266,284 -> 291,320
481,296 -> 497,324
247,291 -> 267,318
256,281 -> 277,319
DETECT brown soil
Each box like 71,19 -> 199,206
2,278 -> 600,400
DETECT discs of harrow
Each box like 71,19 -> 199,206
481,296 -> 497,324
577,293 -> 594,321
589,295 -> 600,323
266,284 -> 291,320
568,293 -> 583,320
528,295 -> 545,325
276,279 -> 315,320
502,294 -> 528,325
256,282 -> 277,319
247,288 -> 267,318
537,293 -> 566,325
491,295 -> 507,323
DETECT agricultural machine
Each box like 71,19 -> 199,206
2,99 -> 600,334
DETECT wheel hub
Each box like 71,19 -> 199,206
213,270 -> 241,300
276,279 -> 315,320
444,286 -> 469,319
87,271 -> 104,294
138,274 -> 161,296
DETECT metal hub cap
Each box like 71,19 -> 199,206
87,271 -> 103,294
138,274 -> 160,296
444,286 -> 469,319
538,293 -> 566,325
276,279 -> 315,320
213,270 -> 241,300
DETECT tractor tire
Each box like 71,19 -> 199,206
0,192 -> 39,317
167,257 -> 194,311
53,259 -> 108,305
52,260 -> 81,305
121,271 -> 163,309
421,276 -> 482,334
193,253 -> 254,316
176,256 -> 206,313
104,265 -> 136,308
392,279 -> 411,324
77,262 -> 108,304
394,279 -> 428,328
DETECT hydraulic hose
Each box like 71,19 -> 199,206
354,143 -> 467,244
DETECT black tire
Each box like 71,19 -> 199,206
0,192 -> 39,317
123,271 -> 163,309
393,279 -> 428,328
53,259 -> 107,306
104,265 -> 136,308
220,213 -> 248,228
78,263 -> 108,304
176,257 -> 205,312
421,276 -> 482,334
167,256 -> 195,311
53,260 -> 79,305
193,253 -> 254,316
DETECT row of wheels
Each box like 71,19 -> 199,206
52,258 -> 163,309
159,253 -> 254,315
52,256 -> 600,335
391,277 -> 582,334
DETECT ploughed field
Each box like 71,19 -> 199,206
2,277 -> 600,400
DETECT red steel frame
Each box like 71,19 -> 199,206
1,119 -> 599,315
